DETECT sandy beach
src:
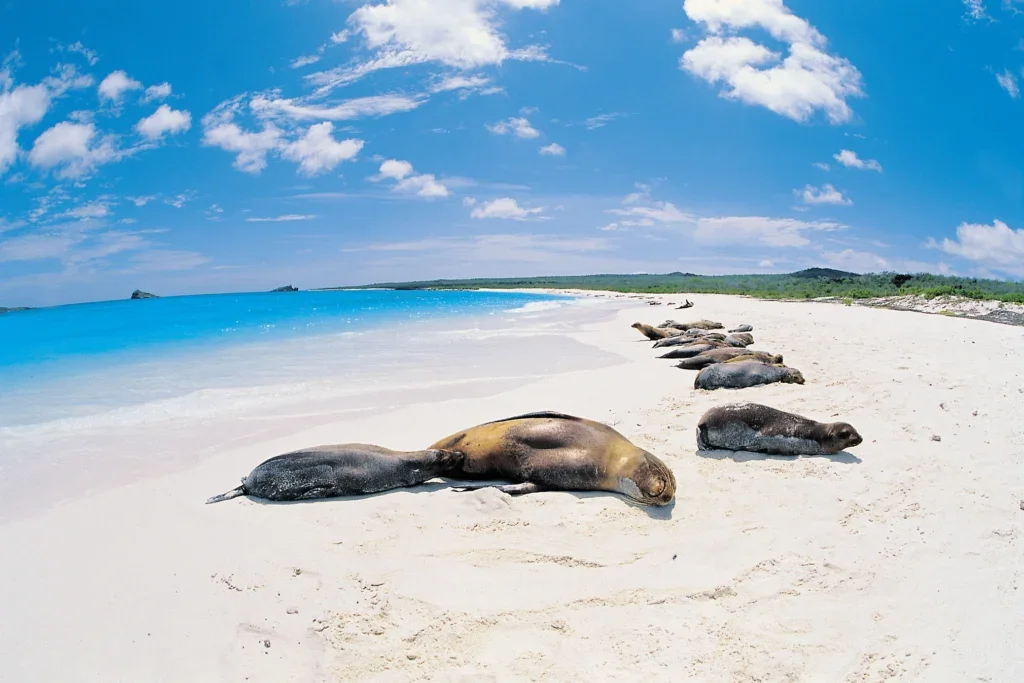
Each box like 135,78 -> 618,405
1,291 -> 1022,682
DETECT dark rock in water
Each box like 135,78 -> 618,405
0,306 -> 31,314
130,290 -> 158,300
271,285 -> 299,292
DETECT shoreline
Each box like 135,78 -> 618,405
1,291 -> 1021,681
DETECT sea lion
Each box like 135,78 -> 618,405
205,445 -> 463,504
723,333 -> 754,347
427,411 -> 676,506
657,341 -> 729,359
676,299 -> 694,309
675,349 -> 783,370
694,363 -> 805,390
695,403 -> 862,455
631,322 -> 682,340
654,331 -> 725,347
669,319 -> 723,330
729,324 -> 753,333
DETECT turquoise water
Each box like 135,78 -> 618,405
0,289 -> 564,380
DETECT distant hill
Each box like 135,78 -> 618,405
789,268 -> 860,279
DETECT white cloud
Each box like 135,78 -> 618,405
963,0 -> 992,21
798,183 -> 852,206
347,232 -> 609,264
371,158 -> 449,197
470,197 -> 545,220
583,112 -> 624,129
539,142 -> 565,156
331,30 -> 350,44
694,215 -> 843,247
98,70 -> 143,103
462,196 -> 477,206
929,219 -> 1024,276
63,201 -> 111,220
822,249 -> 951,276
28,121 -> 119,180
430,74 -> 492,93
813,161 -> 830,171
136,105 -> 192,140
291,54 -> 322,69
66,42 -> 99,66
671,28 -> 686,43
280,122 -> 364,176
245,214 -> 317,222
833,149 -> 882,171
307,0 -> 561,93
164,193 -> 195,209
606,185 -> 846,247
142,83 -> 172,102
759,259 -> 774,267
680,0 -> 864,124
0,83 -> 50,175
995,69 -> 1020,99
128,195 -> 156,207
487,116 -> 540,138
250,93 -> 425,121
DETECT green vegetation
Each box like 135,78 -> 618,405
337,269 -> 1024,304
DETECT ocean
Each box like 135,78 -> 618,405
0,289 -> 625,520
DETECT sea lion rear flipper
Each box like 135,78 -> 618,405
452,482 -> 549,497
205,486 -> 246,504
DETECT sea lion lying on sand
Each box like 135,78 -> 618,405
676,299 -> 694,309
657,341 -> 729,359
668,319 -> 723,330
428,411 -> 676,506
723,333 -> 754,347
654,331 -> 725,347
729,324 -> 754,333
205,445 -> 463,504
696,403 -> 862,455
631,322 -> 682,340
694,363 -> 805,390
675,349 -> 783,370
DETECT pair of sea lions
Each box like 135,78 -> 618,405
697,403 -> 862,455
206,412 -> 677,507
674,348 -> 783,370
652,330 -> 727,348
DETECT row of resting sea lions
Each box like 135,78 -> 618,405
206,403 -> 863,509
631,319 -> 805,390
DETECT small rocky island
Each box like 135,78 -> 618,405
270,285 -> 299,292
0,306 -> 31,314
131,290 -> 158,300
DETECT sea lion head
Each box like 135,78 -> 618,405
820,422 -> 863,453
631,322 -> 645,330
781,367 -> 806,384
771,354 -> 784,364
621,450 -> 676,506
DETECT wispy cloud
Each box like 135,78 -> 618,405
245,214 -> 318,222
798,183 -> 853,206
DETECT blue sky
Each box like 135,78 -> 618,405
2,0 -> 1024,306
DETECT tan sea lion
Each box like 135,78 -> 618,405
675,349 -> 783,370
427,411 -> 676,506
631,322 -> 681,340
694,363 -> 805,390
696,403 -> 862,455
205,445 -> 463,504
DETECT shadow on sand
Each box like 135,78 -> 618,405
238,478 -> 676,519
694,448 -> 862,465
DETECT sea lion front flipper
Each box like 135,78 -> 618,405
452,482 -> 550,496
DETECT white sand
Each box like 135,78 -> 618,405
1,292 -> 1022,682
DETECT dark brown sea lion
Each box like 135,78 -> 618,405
728,324 -> 753,333
654,331 -> 726,347
694,363 -> 805,390
657,341 -> 729,359
676,299 -> 694,309
205,445 -> 463,504
675,349 -> 783,370
696,403 -> 862,455
427,411 -> 676,506
631,322 -> 681,340
723,333 -> 754,347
